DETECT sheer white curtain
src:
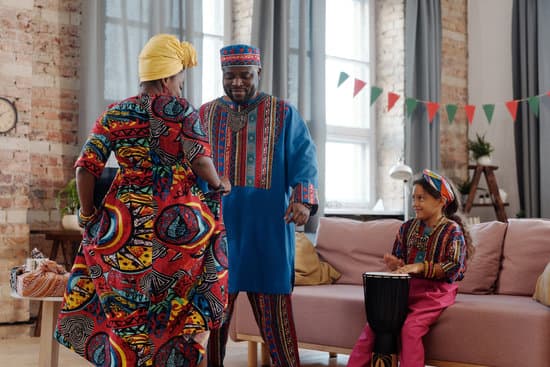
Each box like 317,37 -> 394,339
252,0 -> 326,231
79,0 -> 228,145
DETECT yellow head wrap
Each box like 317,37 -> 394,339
138,34 -> 198,82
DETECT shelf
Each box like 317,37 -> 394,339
470,203 -> 509,207
464,165 -> 508,222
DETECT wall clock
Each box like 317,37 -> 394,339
0,97 -> 18,133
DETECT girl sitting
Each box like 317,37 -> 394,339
347,169 -> 474,367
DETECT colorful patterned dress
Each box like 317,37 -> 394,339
199,92 -> 318,294
54,94 -> 228,367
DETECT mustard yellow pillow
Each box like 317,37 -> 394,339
533,262 -> 550,307
294,232 -> 341,285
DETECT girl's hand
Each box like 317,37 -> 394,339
383,253 -> 404,271
394,262 -> 424,275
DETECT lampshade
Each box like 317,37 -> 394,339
389,163 -> 413,181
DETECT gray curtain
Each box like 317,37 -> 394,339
539,0 -> 550,218
80,0 -> 207,144
512,0 -> 549,218
251,0 -> 326,231
404,0 -> 442,175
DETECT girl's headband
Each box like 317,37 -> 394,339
423,169 -> 455,204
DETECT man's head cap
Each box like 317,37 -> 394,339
139,34 -> 198,82
220,44 -> 261,68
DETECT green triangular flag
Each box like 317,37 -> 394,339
337,72 -> 349,87
528,96 -> 540,117
370,86 -> 383,106
446,104 -> 458,123
482,104 -> 495,123
405,98 -> 418,118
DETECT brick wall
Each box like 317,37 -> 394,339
231,0 -> 253,43
440,0 -> 469,185
375,0 -> 406,211
0,0 -> 81,325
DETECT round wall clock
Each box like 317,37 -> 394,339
0,97 -> 18,133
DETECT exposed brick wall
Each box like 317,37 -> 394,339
232,0 -> 253,43
0,0 -> 81,325
375,0 -> 406,211
440,0 -> 469,185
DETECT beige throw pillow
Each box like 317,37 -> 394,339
295,232 -> 341,285
533,262 -> 550,307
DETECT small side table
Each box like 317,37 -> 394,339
11,292 -> 63,367
29,229 -> 81,337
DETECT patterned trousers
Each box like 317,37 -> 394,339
347,278 -> 458,367
207,292 -> 301,367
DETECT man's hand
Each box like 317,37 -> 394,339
284,202 -> 311,226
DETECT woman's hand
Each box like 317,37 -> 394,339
383,253 -> 404,271
284,202 -> 311,226
393,262 -> 424,275
219,177 -> 231,195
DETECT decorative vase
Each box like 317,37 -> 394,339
61,214 -> 80,231
476,155 -> 491,165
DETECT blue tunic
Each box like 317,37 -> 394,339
200,93 -> 319,294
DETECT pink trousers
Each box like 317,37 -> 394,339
347,278 -> 458,367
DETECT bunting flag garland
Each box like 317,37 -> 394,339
387,92 -> 400,111
337,72 -> 349,87
370,86 -> 383,106
405,98 -> 418,118
528,96 -> 539,117
353,78 -> 367,97
336,71 -> 550,125
426,102 -> 440,123
465,105 -> 476,125
505,100 -> 519,121
482,104 -> 495,124
446,104 -> 458,123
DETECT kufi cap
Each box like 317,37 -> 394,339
220,44 -> 261,68
139,34 -> 198,82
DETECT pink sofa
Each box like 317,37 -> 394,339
230,217 -> 550,367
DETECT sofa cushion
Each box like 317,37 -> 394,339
425,294 -> 550,367
458,221 -> 507,294
316,217 -> 402,285
230,284 -> 365,350
497,218 -> 550,296
533,262 -> 550,307
294,232 -> 341,285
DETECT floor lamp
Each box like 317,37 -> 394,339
389,162 -> 413,221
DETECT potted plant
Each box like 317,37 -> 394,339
56,178 -> 81,231
457,178 -> 472,204
468,133 -> 494,165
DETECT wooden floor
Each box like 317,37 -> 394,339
0,335 -> 350,367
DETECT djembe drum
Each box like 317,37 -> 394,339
363,272 -> 410,367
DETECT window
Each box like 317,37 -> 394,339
102,0 -> 226,107
325,0 -> 374,211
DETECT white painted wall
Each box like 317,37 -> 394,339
468,0 -> 519,221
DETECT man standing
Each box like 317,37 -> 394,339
200,44 -> 319,367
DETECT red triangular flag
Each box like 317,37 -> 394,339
353,79 -> 367,97
505,100 -> 519,121
387,92 -> 400,111
464,105 -> 476,125
426,102 -> 440,123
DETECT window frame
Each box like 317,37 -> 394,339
324,0 -> 376,211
